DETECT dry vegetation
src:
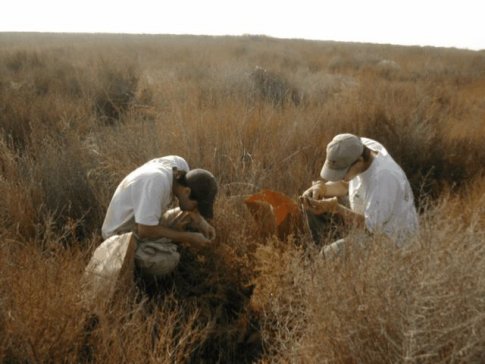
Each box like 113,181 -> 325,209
0,32 -> 484,363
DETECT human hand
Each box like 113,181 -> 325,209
301,181 -> 326,201
202,223 -> 216,241
188,212 -> 216,241
301,196 -> 339,215
197,219 -> 216,240
187,232 -> 212,246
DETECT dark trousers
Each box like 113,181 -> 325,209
305,211 -> 346,246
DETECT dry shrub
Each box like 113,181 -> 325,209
93,61 -> 139,124
31,131 -> 101,238
0,232 -> 262,363
252,198 -> 485,363
296,71 -> 359,106
250,237 -> 311,361
0,50 -> 92,150
0,241 -> 89,362
0,137 -> 42,239
0,95 -> 33,150
0,128 -> 102,242
249,66 -> 301,107
151,242 -> 261,363
3,50 -> 45,73
192,65 -> 303,110
328,51 -> 382,72
83,294 -> 215,363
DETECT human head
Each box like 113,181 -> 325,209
173,168 -> 218,219
320,133 -> 364,181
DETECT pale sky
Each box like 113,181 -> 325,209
1,0 -> 484,50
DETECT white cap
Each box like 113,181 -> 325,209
320,134 -> 363,181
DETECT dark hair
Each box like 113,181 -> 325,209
174,169 -> 189,187
185,169 -> 218,219
175,169 -> 213,201
362,146 -> 372,162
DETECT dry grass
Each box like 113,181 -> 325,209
0,32 -> 484,363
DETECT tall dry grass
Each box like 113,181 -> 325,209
0,32 -> 484,363
252,182 -> 485,363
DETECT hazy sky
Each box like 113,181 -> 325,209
1,0 -> 484,50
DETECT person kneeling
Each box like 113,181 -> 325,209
300,134 -> 418,257
101,156 -> 218,283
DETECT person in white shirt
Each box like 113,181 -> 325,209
102,155 -> 218,278
301,133 -> 418,255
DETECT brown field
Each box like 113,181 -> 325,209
0,32 -> 484,363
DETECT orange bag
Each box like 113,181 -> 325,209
244,190 -> 303,239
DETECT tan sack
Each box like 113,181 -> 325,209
82,232 -> 136,306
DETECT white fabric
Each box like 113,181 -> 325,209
102,156 -> 189,239
349,138 -> 418,246
82,233 -> 135,304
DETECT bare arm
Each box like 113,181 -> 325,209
301,180 -> 349,200
187,212 -> 216,240
320,181 -> 349,198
